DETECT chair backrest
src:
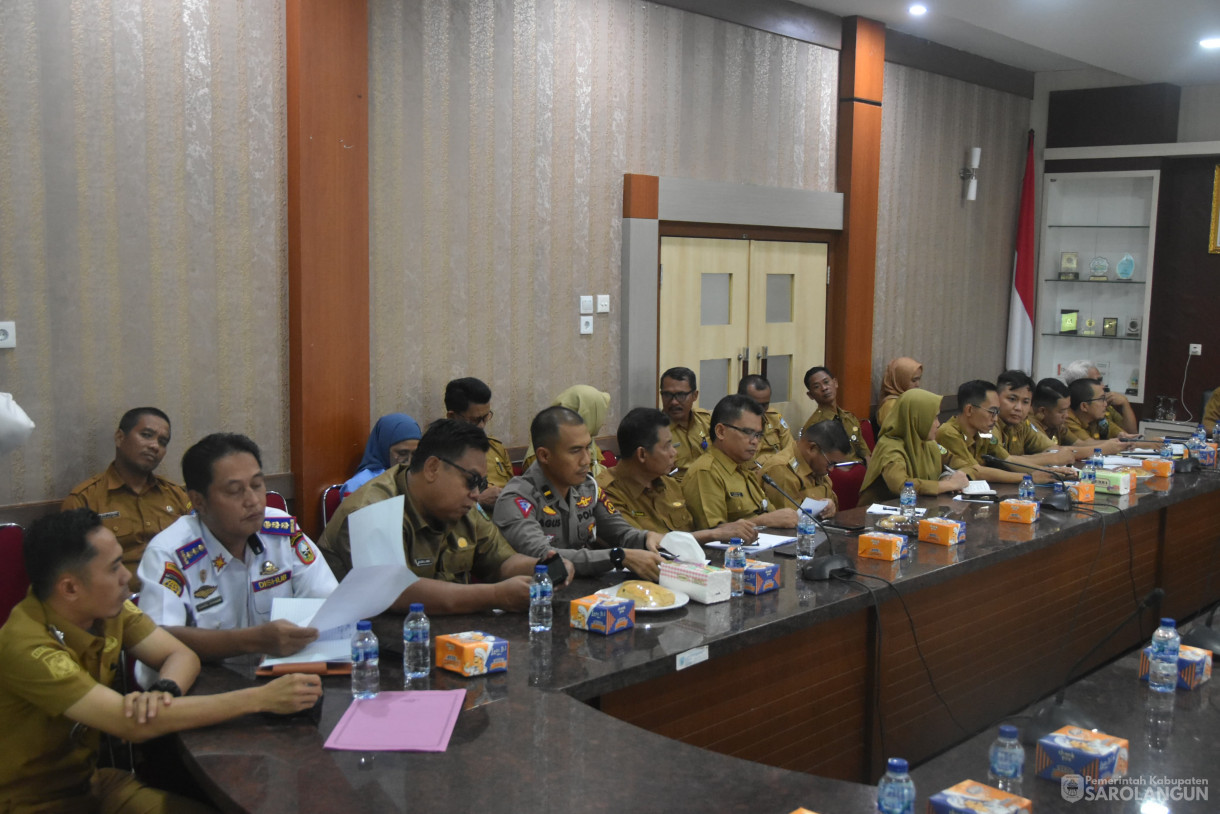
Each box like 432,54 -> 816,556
859,419 -> 876,451
828,463 -> 866,511
265,490 -> 288,513
0,524 -> 29,626
321,484 -> 344,527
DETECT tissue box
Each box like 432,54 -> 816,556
1138,644 -> 1213,690
742,559 -> 781,594
570,595 -> 635,635
1069,481 -> 1095,502
859,532 -> 909,561
918,517 -> 965,546
659,560 -> 731,604
1094,469 -> 1134,495
1142,458 -> 1175,477
1035,726 -> 1128,789
436,631 -> 509,676
927,780 -> 1032,814
999,499 -> 1039,524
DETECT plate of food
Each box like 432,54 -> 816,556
597,580 -> 690,612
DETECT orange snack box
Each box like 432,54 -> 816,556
999,498 -> 1039,524
1068,481 -> 1095,502
858,531 -> 909,561
927,780 -> 1032,813
1142,458 -> 1175,477
569,595 -> 635,635
436,631 -> 509,676
918,517 -> 965,546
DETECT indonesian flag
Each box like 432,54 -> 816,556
1006,130 -> 1035,372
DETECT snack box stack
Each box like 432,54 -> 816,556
918,517 -> 965,546
658,560 -> 731,604
1034,726 -> 1128,791
1138,644 -> 1213,690
999,499 -> 1039,524
436,631 -> 509,676
742,559 -> 781,594
927,780 -> 1032,814
858,531 -> 909,561
569,595 -> 636,635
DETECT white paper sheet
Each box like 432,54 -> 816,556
801,497 -> 831,518
348,495 -> 408,569
705,532 -> 796,551
962,480 -> 994,495
1103,455 -> 1145,467
866,504 -> 927,517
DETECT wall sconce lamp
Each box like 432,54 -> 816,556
960,147 -> 981,201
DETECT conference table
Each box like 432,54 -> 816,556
179,469 -> 1220,813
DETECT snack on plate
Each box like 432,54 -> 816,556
617,580 -> 676,608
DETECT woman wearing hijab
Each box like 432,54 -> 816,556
342,413 -> 423,498
521,385 -> 612,477
858,389 -> 970,504
876,357 -> 924,428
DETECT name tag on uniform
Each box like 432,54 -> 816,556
98,511 -> 120,519
414,558 -> 433,567
729,492 -> 743,498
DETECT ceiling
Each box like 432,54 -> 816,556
794,0 -> 1220,86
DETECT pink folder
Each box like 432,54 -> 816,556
324,690 -> 466,752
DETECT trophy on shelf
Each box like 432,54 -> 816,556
1102,317 -> 1118,337
1088,256 -> 1110,281
1059,252 -> 1079,280
1126,317 -> 1142,338
1081,317 -> 1097,336
1115,253 -> 1135,280
1059,309 -> 1079,335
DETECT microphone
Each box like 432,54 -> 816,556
761,474 -> 852,580
981,455 -> 1073,511
1023,587 -> 1164,744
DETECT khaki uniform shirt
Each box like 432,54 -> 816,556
760,446 -> 837,511
752,409 -> 794,470
318,465 -> 516,584
670,407 -> 713,481
493,463 -> 649,576
1061,412 -> 1121,444
803,404 -> 870,461
936,416 -> 1008,472
599,469 -> 694,535
485,436 -> 514,489
1000,420 -> 1055,456
682,445 -> 768,529
62,463 -> 192,590
1029,416 -> 1063,446
0,594 -> 155,807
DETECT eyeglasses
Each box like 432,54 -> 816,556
463,410 -> 494,427
722,423 -> 764,441
437,457 -> 489,493
1082,396 -> 1107,404
984,407 -> 1000,417
660,390 -> 694,402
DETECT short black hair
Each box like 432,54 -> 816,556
25,508 -> 104,601
803,366 -> 832,389
617,407 -> 670,459
1069,378 -> 1103,410
710,394 -> 764,435
530,406 -> 586,451
181,433 -> 263,495
444,377 -> 493,414
996,370 -> 1035,394
957,380 -> 997,410
118,407 -> 170,435
409,419 -> 490,473
660,367 -> 696,390
802,419 -> 851,455
737,374 -> 770,395
1034,378 -> 1070,410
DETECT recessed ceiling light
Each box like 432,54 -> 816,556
909,4 -> 928,15
1201,37 -> 1220,49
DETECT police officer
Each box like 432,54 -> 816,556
495,406 -> 663,581
136,433 -> 337,687
660,366 -> 712,481
802,366 -> 871,463
738,374 -> 794,470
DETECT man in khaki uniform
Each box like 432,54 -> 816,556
445,377 -> 514,510
802,366 -> 871,462
682,395 -> 801,530
738,374 -> 794,469
937,380 -> 1065,485
660,366 -> 712,480
601,407 -> 759,544
319,420 -> 560,615
0,508 -> 320,813
995,370 -> 1077,464
761,420 -> 853,518
1062,359 -> 1138,435
62,407 -> 191,590
1063,378 -> 1137,446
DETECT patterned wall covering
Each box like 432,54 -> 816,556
0,0 -> 288,505
368,0 -> 838,448
873,63 -> 1032,408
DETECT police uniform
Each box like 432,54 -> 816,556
61,463 -> 192,591
485,435 -> 514,489
1061,411 -> 1121,444
999,420 -> 1055,456
0,595 -> 209,813
752,408 -> 794,469
935,416 -> 1006,473
493,463 -> 649,576
669,407 -> 713,481
803,404 -> 870,461
682,445 -> 768,529
317,465 -> 518,583
598,469 -> 695,535
760,446 -> 837,511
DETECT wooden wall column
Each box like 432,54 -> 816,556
286,0 -> 370,537
830,17 -> 884,417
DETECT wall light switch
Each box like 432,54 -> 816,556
0,321 -> 14,349
579,315 -> 594,335
596,294 -> 610,313
579,295 -> 594,314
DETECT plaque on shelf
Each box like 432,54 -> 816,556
1102,317 -> 1118,337
1115,253 -> 1135,280
1126,317 -> 1141,337
1059,252 -> 1079,280
1088,256 -> 1110,281
1081,317 -> 1097,336
1060,309 -> 1079,334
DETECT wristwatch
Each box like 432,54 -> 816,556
609,547 -> 625,571
148,679 -> 183,698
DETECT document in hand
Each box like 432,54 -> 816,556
325,690 -> 466,752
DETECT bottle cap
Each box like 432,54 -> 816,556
409,603 -> 424,613
1161,618 -> 1176,628
730,537 -> 742,545
999,724 -> 1019,739
535,564 -> 548,574
887,757 -> 909,773
904,481 -> 914,487
357,620 -> 372,631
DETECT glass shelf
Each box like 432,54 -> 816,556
1040,332 -> 1141,342
1042,278 -> 1145,284
1046,224 -> 1150,229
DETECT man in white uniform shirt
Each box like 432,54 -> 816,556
137,433 -> 337,685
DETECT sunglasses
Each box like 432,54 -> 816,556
437,457 -> 489,493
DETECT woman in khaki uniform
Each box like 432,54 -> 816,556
875,357 -> 923,428
859,389 -> 969,504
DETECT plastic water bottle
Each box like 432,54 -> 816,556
1160,437 -> 1174,459
351,620 -> 380,699
1195,424 -> 1207,444
1092,447 -> 1105,469
1149,618 -> 1180,693
403,603 -> 431,680
725,543 -> 746,597
1018,474 -> 1035,501
900,481 -> 917,519
796,511 -> 818,560
529,564 -> 553,632
988,724 -> 1025,793
1081,456 -> 1096,485
877,757 -> 916,814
